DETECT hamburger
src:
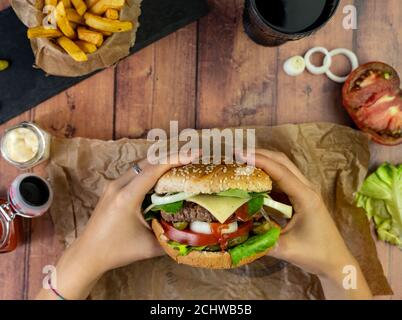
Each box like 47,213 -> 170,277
143,163 -> 293,269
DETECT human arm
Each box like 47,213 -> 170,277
242,149 -> 372,300
36,153 -> 196,300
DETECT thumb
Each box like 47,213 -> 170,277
121,150 -> 200,202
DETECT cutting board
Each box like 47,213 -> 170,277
0,0 -> 208,124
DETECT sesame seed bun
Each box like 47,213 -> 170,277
152,219 -> 273,269
154,163 -> 272,194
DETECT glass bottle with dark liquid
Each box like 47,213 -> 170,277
243,0 -> 340,47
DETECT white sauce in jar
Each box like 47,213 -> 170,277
3,128 -> 39,163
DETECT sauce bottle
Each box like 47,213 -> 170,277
0,174 -> 53,253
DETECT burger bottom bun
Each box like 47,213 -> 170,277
151,219 -> 272,269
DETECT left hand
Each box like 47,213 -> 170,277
36,152 -> 197,300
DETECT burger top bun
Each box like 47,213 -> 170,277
152,219 -> 272,269
154,163 -> 272,194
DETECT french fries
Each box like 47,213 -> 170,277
77,27 -> 103,46
89,0 -> 124,15
27,26 -> 62,39
71,0 -> 87,16
105,8 -> 119,20
45,0 -> 57,7
86,0 -> 99,8
57,36 -> 88,61
27,0 -> 133,62
66,8 -> 85,24
55,2 -> 76,38
62,0 -> 72,8
84,13 -> 132,33
75,40 -> 97,53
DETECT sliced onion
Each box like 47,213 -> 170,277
190,221 -> 212,234
260,207 -> 271,222
189,221 -> 238,235
143,203 -> 156,214
221,221 -> 238,234
304,47 -> 332,75
283,56 -> 306,76
263,197 -> 293,219
151,192 -> 196,205
324,48 -> 359,83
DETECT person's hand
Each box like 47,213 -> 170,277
241,149 -> 372,300
36,152 -> 197,300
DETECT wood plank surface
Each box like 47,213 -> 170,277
0,0 -> 401,300
114,23 -> 197,139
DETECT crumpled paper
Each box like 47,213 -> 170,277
10,0 -> 142,77
46,123 -> 392,299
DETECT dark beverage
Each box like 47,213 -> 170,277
243,0 -> 340,46
19,176 -> 50,207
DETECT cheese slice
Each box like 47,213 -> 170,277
187,195 -> 249,224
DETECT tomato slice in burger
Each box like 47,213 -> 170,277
161,219 -> 253,247
234,203 -> 251,222
342,62 -> 402,145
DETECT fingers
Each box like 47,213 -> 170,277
121,151 -> 200,204
253,149 -> 312,187
243,153 -> 306,200
107,165 -> 140,191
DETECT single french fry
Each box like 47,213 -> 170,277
55,2 -> 76,38
77,27 -> 103,46
62,0 -> 72,8
27,26 -> 62,39
89,0 -> 124,15
44,0 -> 57,7
86,0 -> 99,8
71,0 -> 87,16
84,13 -> 132,33
89,27 -> 112,36
105,8 -> 119,20
75,40 -> 98,53
66,8 -> 85,24
57,36 -> 88,62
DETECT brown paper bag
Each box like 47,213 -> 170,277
10,0 -> 142,77
47,123 -> 392,299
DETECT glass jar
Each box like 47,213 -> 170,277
1,122 -> 51,170
0,201 -> 21,253
0,174 -> 53,253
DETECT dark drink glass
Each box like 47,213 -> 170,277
243,0 -> 340,47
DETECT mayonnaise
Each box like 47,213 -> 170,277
3,128 -> 39,163
1,122 -> 51,169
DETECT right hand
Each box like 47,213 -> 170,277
242,149 -> 372,299
242,149 -> 357,276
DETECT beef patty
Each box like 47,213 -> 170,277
161,202 -> 218,223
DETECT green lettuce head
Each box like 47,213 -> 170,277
356,163 -> 402,248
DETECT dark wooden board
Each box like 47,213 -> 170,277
0,0 -> 208,124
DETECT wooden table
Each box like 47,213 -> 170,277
0,0 -> 401,300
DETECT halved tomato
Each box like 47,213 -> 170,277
342,62 -> 402,145
161,219 -> 252,247
343,62 -> 400,110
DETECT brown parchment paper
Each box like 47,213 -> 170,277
10,0 -> 142,77
47,123 -> 392,299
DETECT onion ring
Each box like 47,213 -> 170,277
323,48 -> 359,83
304,47 -> 332,75
151,192 -> 196,205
